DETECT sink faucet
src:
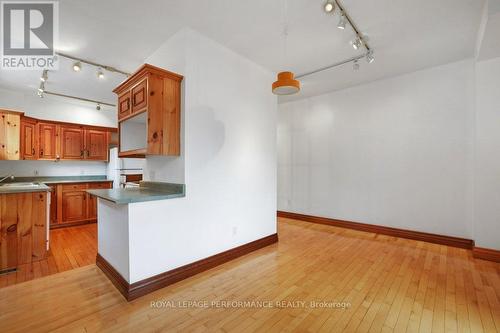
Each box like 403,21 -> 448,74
0,175 -> 14,183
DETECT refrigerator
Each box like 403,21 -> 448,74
107,147 -> 145,188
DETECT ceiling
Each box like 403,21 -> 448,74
0,0 -> 486,105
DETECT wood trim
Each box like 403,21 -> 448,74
118,148 -> 146,158
0,109 -> 24,116
96,253 -> 129,298
97,233 -> 278,301
50,219 -> 96,230
278,211 -> 474,249
113,63 -> 183,94
472,247 -> 500,262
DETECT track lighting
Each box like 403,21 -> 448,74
351,37 -> 362,50
40,69 -> 48,82
97,68 -> 104,79
366,51 -> 375,64
37,82 -> 45,97
96,103 -> 101,110
324,0 -> 335,13
337,14 -> 347,29
72,61 -> 81,72
353,60 -> 360,71
38,82 -> 45,93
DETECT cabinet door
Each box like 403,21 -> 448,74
0,194 -> 19,270
62,191 -> 87,222
38,123 -> 58,160
21,119 -> 37,159
85,129 -> 108,160
131,78 -> 148,113
118,91 -> 131,121
0,112 -> 20,160
60,126 -> 84,160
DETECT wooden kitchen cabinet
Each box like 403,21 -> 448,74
0,192 -> 48,272
85,129 -> 108,160
0,109 -> 21,160
118,91 -> 131,121
20,117 -> 37,159
60,125 -> 84,160
38,122 -> 58,160
62,190 -> 87,222
50,181 -> 112,228
114,64 -> 182,158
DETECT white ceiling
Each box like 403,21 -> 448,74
0,0 -> 486,105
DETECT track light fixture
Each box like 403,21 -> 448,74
37,82 -> 45,97
353,60 -> 360,71
324,0 -> 335,13
40,69 -> 48,82
351,37 -> 362,50
97,68 -> 104,79
72,61 -> 81,72
366,50 -> 375,64
337,14 -> 347,29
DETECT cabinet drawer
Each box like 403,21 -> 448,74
87,182 -> 112,189
62,183 -> 87,191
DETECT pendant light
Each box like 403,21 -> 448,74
272,0 -> 300,95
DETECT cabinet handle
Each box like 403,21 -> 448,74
32,148 -> 35,155
80,150 -> 84,157
40,149 -> 43,156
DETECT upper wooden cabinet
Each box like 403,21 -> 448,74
118,91 -> 131,120
1,110 -> 115,161
114,64 -> 183,158
60,125 -> 84,160
20,117 -> 37,160
38,122 -> 59,160
85,129 -> 108,160
0,110 -> 21,160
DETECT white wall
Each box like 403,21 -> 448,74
0,160 -> 107,177
474,56 -> 500,249
0,86 -> 116,176
278,60 -> 475,239
123,29 -> 277,283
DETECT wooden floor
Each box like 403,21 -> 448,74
1,218 -> 499,333
0,223 -> 97,288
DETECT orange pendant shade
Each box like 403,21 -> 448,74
272,71 -> 300,95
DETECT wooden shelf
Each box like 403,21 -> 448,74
118,148 -> 146,158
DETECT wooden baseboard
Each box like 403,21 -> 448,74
50,219 -> 96,229
278,211 -> 474,249
97,233 -> 278,301
472,247 -> 500,262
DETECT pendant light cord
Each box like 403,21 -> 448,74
282,0 -> 289,70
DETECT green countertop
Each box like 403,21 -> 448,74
0,176 -> 112,194
3,175 -> 112,184
87,181 -> 185,204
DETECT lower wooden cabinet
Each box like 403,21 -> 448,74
0,192 -> 48,271
50,181 -> 112,229
62,191 -> 87,222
